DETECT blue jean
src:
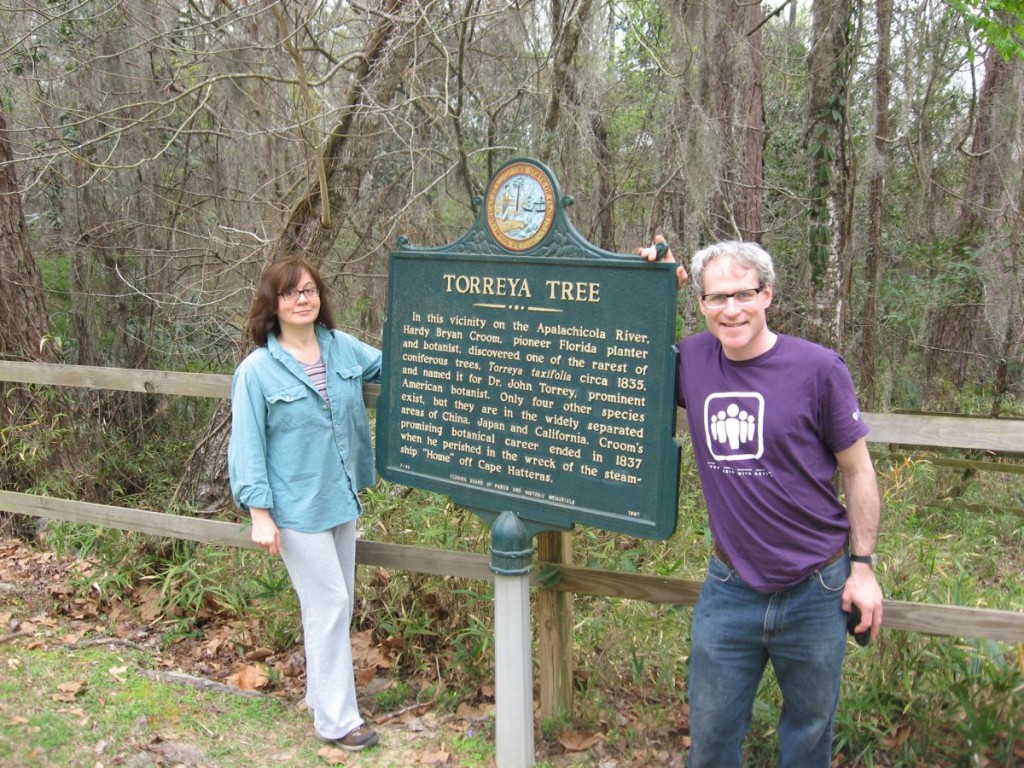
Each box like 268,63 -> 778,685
688,554 -> 849,768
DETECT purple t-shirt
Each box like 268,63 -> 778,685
677,332 -> 870,593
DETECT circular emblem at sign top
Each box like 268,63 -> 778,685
486,161 -> 556,252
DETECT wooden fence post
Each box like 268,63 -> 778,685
536,530 -> 573,723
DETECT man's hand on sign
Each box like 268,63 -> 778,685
637,235 -> 688,291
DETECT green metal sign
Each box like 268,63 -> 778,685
376,158 -> 681,540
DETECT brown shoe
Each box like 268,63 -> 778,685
332,724 -> 379,752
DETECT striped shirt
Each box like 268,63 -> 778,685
301,357 -> 330,402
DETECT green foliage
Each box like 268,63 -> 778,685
448,608 -> 495,680
946,0 -> 1024,60
421,681 -> 464,714
51,525 -> 139,601
950,640 -> 1024,762
150,541 -> 249,620
450,725 -> 496,765
0,388 -> 77,497
45,520 -> 304,649
374,679 -> 415,712
540,709 -> 572,741
834,629 -> 1024,764
614,0 -> 671,82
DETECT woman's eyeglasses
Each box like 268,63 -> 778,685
277,287 -> 320,301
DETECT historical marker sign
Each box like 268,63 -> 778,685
376,159 -> 681,540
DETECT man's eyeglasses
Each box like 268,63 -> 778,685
701,286 -> 764,310
278,287 -> 320,301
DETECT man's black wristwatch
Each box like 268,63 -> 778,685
850,553 -> 878,567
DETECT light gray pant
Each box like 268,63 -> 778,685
279,522 -> 363,740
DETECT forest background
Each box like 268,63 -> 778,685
1,0 -> 1023,766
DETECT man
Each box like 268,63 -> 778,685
639,238 -> 883,767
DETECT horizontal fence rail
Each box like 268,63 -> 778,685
1,490 -> 1022,643
2,361 -> 1023,644
3,361 -> 1022,451
0,361 -> 234,399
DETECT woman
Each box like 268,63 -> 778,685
228,256 -> 381,752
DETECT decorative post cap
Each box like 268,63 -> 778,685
489,510 -> 534,576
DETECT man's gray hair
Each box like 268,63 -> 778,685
689,241 -> 776,295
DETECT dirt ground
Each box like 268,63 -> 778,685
0,537 -> 685,767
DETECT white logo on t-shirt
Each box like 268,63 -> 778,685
704,392 -> 764,461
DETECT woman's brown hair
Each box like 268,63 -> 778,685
245,257 -> 336,346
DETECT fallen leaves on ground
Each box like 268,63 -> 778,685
227,662 -> 269,691
317,744 -> 350,764
2,536 -> 682,766
558,730 -> 602,752
50,680 -> 85,702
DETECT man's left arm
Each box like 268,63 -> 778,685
836,436 -> 884,641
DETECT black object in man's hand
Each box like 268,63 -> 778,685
846,605 -> 871,647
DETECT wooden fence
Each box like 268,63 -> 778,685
2,360 -> 1023,712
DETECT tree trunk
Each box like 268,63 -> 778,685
539,0 -> 595,165
538,0 -> 614,253
592,114 -> 616,252
1,106 -> 58,536
860,0 -> 892,410
806,0 -> 854,350
272,0 -> 405,262
535,0 -> 601,721
709,0 -> 766,243
922,47 -> 1011,411
0,108 -> 50,363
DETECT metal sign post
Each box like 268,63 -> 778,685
490,511 -> 536,767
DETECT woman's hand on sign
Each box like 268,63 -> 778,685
637,235 -> 687,291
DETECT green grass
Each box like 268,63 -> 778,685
0,642 -> 480,767
0,645 -> 316,767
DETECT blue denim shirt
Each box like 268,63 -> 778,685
228,325 -> 382,533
